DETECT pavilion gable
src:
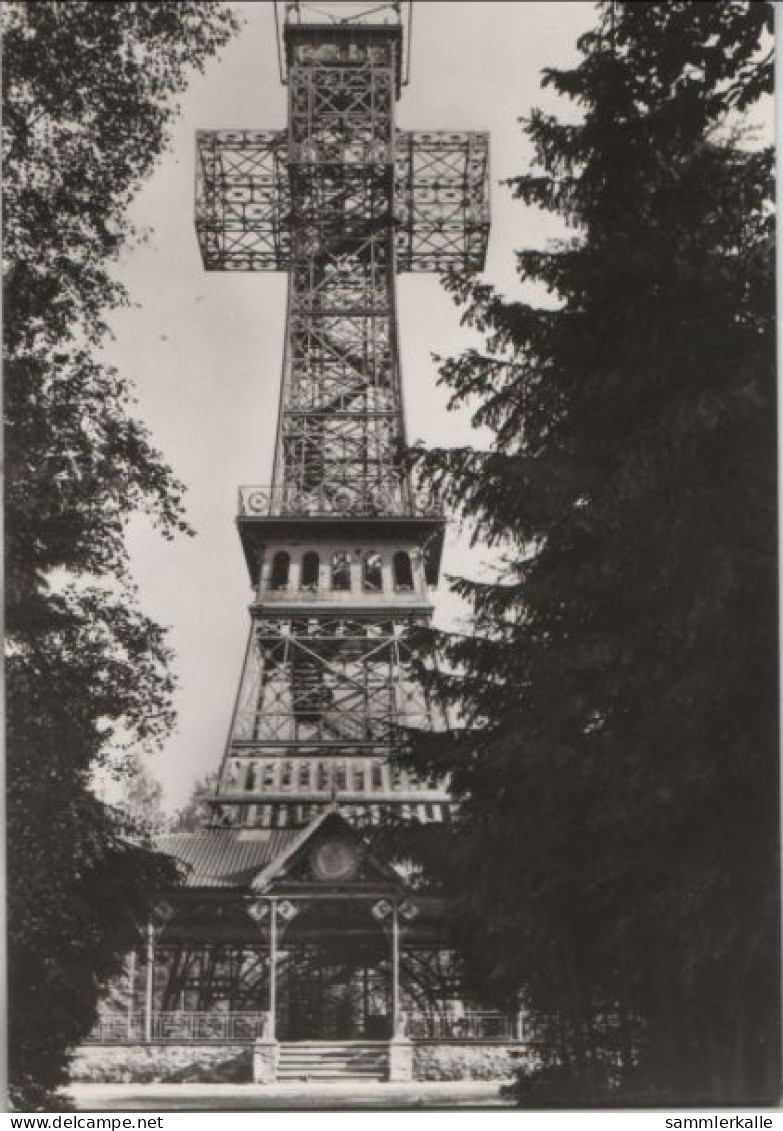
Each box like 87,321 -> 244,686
250,807 -> 407,895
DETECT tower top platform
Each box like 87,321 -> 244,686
275,1 -> 411,91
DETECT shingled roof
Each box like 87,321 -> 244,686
156,828 -> 300,889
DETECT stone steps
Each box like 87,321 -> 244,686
277,1042 -> 389,1082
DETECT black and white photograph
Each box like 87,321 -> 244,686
4,0 -> 779,1117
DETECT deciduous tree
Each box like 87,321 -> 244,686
4,1 -> 239,1109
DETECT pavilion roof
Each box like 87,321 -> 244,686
156,828 -> 300,889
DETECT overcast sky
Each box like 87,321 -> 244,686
100,1 -> 601,811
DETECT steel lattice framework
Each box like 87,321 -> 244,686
196,130 -> 489,274
86,5 -> 497,1040
195,5 -> 488,831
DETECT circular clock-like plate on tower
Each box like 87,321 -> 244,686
310,839 -> 359,883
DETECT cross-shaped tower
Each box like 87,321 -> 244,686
195,0 -> 489,833
87,1 -> 498,1064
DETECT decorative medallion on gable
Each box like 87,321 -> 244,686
255,809 -> 406,892
310,837 -> 360,882
286,834 -> 373,884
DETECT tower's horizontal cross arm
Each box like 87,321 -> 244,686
195,129 -> 489,273
395,130 -> 490,272
195,129 -> 291,271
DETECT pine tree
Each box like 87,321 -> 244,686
410,0 -> 777,1105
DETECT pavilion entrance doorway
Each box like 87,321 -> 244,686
277,951 -> 391,1040
276,904 -> 392,1041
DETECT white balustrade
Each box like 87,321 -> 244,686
86,1011 -> 268,1044
402,1011 -> 516,1040
87,1009 -> 516,1044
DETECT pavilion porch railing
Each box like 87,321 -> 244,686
403,1011 -> 520,1041
86,1009 -> 518,1044
86,1011 -> 269,1044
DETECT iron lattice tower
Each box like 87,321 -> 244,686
195,1 -> 489,833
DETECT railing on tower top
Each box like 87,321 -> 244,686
237,483 -> 441,520
281,1 -> 406,27
276,2 -> 413,89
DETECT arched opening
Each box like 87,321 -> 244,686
363,550 -> 383,592
271,550 -> 290,590
301,550 -> 320,590
393,550 -> 414,591
331,550 -> 351,591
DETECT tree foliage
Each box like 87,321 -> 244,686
168,772 -> 219,833
3,1 -> 239,1109
115,753 -> 170,839
410,0 -> 777,1106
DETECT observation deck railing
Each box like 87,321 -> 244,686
237,483 -> 441,520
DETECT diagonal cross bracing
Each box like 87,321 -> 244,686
197,12 -> 488,831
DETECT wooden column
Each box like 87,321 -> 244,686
127,949 -> 137,1041
144,923 -> 155,1044
391,901 -> 400,1037
268,899 -> 278,1040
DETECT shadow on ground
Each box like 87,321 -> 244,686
67,1080 -> 514,1111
